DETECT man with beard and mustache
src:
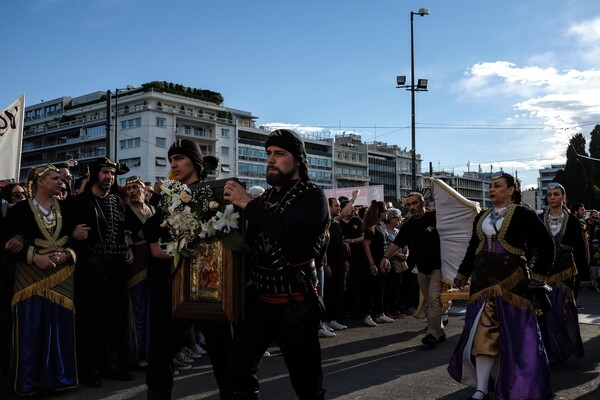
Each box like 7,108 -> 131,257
70,157 -> 135,387
224,129 -> 329,400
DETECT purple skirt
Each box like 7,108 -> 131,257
448,296 -> 554,400
536,283 -> 584,362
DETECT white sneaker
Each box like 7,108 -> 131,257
175,351 -> 194,364
363,315 -> 377,327
322,321 -> 335,333
375,314 -> 394,323
328,320 -> 347,330
173,357 -> 192,370
182,346 -> 202,359
318,327 -> 336,338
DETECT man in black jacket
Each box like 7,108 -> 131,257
224,129 -> 329,400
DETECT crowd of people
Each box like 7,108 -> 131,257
0,130 -> 595,400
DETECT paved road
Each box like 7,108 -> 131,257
6,292 -> 600,399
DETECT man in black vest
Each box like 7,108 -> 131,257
71,157 -> 134,386
224,129 -> 329,400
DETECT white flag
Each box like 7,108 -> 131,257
431,177 -> 481,284
0,95 -> 24,181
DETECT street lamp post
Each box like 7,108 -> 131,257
113,87 -> 132,162
396,8 -> 429,191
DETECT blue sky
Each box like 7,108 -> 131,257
3,0 -> 600,188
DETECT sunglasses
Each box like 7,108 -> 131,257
12,191 -> 26,198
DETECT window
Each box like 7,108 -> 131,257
156,117 -> 166,127
221,128 -> 229,138
120,118 -> 141,130
156,137 -> 167,148
120,137 -> 141,149
120,157 -> 141,168
156,157 -> 167,167
86,124 -> 106,138
221,165 -> 231,173
221,146 -> 230,156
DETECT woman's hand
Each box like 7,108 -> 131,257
370,263 -> 378,276
33,253 -> 58,270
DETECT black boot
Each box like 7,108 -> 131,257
233,391 -> 259,400
147,388 -> 172,400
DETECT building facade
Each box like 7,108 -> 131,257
21,85 -> 440,203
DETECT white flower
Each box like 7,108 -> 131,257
209,201 -> 220,210
200,219 -> 217,238
214,204 -> 240,233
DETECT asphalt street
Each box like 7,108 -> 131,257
6,292 -> 600,400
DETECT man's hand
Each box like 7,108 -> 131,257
72,224 -> 91,241
224,180 -> 253,209
5,234 -> 25,253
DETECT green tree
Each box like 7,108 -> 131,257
556,133 -> 595,208
589,125 -> 600,186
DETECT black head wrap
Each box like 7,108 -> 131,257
264,129 -> 309,181
168,139 -> 218,181
84,157 -> 125,192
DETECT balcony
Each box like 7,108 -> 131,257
175,127 -> 216,141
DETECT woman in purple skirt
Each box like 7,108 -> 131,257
448,172 -> 555,400
537,182 -> 585,362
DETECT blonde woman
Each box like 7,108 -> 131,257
6,165 -> 79,396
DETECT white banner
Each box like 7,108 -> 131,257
323,185 -> 384,206
431,177 -> 481,284
0,95 -> 25,181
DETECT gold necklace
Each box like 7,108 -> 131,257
34,199 -> 56,230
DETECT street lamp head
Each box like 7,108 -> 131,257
396,75 -> 406,86
417,8 -> 430,17
417,79 -> 428,90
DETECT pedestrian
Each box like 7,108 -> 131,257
448,172 -> 554,400
143,139 -> 232,400
70,157 -> 135,387
537,182 -> 586,362
124,176 -> 155,369
362,200 -> 395,325
4,165 -> 79,396
224,128 -> 329,399
382,192 -> 445,347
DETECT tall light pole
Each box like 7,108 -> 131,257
113,87 -> 132,162
396,8 -> 429,191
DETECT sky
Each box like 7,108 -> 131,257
3,0 -> 600,189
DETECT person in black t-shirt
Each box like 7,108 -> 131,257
381,192 -> 445,348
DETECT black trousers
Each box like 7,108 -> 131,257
145,261 -> 233,400
324,263 -> 346,321
75,256 -> 129,379
228,296 -> 325,400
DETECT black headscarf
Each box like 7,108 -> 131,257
168,139 -> 218,181
264,129 -> 309,181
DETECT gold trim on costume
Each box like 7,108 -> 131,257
475,204 -> 523,255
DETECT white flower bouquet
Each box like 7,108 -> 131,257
159,180 -> 247,266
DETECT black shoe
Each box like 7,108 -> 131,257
466,389 -> 489,400
438,333 -> 446,343
421,334 -> 438,348
147,389 -> 172,400
85,370 -> 103,387
103,368 -> 135,381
